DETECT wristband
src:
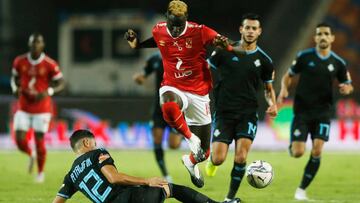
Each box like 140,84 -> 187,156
47,87 -> 54,96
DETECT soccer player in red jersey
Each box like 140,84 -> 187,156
11,33 -> 65,182
124,0 -> 229,188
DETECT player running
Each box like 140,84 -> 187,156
277,22 -> 353,200
124,0 -> 229,187
52,129 -> 240,203
205,13 -> 277,202
11,33 -> 65,182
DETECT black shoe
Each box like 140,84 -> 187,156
182,155 -> 204,188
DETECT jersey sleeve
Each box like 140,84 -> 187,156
288,53 -> 304,76
97,148 -> 116,168
48,59 -> 63,80
261,57 -> 275,83
57,174 -> 78,199
336,60 -> 351,84
207,48 -> 223,70
201,25 -> 218,46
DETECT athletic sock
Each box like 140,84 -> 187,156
300,155 -> 321,189
154,143 -> 168,176
169,183 -> 218,203
227,162 -> 246,199
161,102 -> 192,139
35,138 -> 46,173
15,138 -> 32,156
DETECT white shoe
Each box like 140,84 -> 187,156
35,172 -> 45,183
182,155 -> 204,188
294,187 -> 309,200
185,134 -> 204,161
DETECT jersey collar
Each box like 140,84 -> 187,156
166,21 -> 188,39
27,52 -> 45,66
315,49 -> 331,60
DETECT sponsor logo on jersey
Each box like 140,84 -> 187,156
174,70 -> 192,78
213,129 -> 220,137
159,40 -> 166,46
308,61 -> 315,67
294,129 -> 301,137
254,59 -> 261,67
328,64 -> 334,72
185,38 -> 192,48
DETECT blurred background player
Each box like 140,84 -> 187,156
52,129 -> 240,203
278,22 -> 353,200
205,13 -> 277,202
10,33 -> 65,183
133,51 -> 182,182
124,0 -> 229,187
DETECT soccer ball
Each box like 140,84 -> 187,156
246,160 -> 274,189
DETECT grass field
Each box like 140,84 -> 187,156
0,150 -> 359,203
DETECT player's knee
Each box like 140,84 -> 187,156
211,156 -> 225,165
311,148 -> 322,157
161,102 -> 180,119
234,153 -> 247,163
211,153 -> 226,166
292,150 -> 304,158
15,131 -> 27,140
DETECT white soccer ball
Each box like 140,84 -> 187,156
246,160 -> 274,189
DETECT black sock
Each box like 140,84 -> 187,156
169,183 -> 219,203
227,162 -> 246,199
300,155 -> 321,189
154,144 -> 168,176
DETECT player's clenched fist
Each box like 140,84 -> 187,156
213,35 -> 229,49
124,29 -> 138,49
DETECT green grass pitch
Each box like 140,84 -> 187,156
0,150 -> 359,203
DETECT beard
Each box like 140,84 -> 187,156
318,41 -> 329,49
243,36 -> 258,44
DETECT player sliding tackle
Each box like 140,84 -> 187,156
52,129 -> 240,203
124,0 -> 231,188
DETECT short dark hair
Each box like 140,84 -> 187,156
70,129 -> 95,150
316,22 -> 332,30
241,13 -> 261,26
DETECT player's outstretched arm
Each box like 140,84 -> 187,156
265,82 -> 278,118
124,29 -> 157,49
277,72 -> 292,104
213,35 -> 246,55
52,196 -> 67,203
101,164 -> 167,187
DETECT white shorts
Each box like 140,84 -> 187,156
159,86 -> 211,126
13,110 -> 52,133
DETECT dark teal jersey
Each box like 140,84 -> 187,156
57,148 -> 125,203
208,45 -> 274,116
289,48 -> 350,116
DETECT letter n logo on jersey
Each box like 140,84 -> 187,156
186,38 -> 192,48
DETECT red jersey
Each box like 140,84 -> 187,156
152,21 -> 218,95
12,53 -> 63,113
